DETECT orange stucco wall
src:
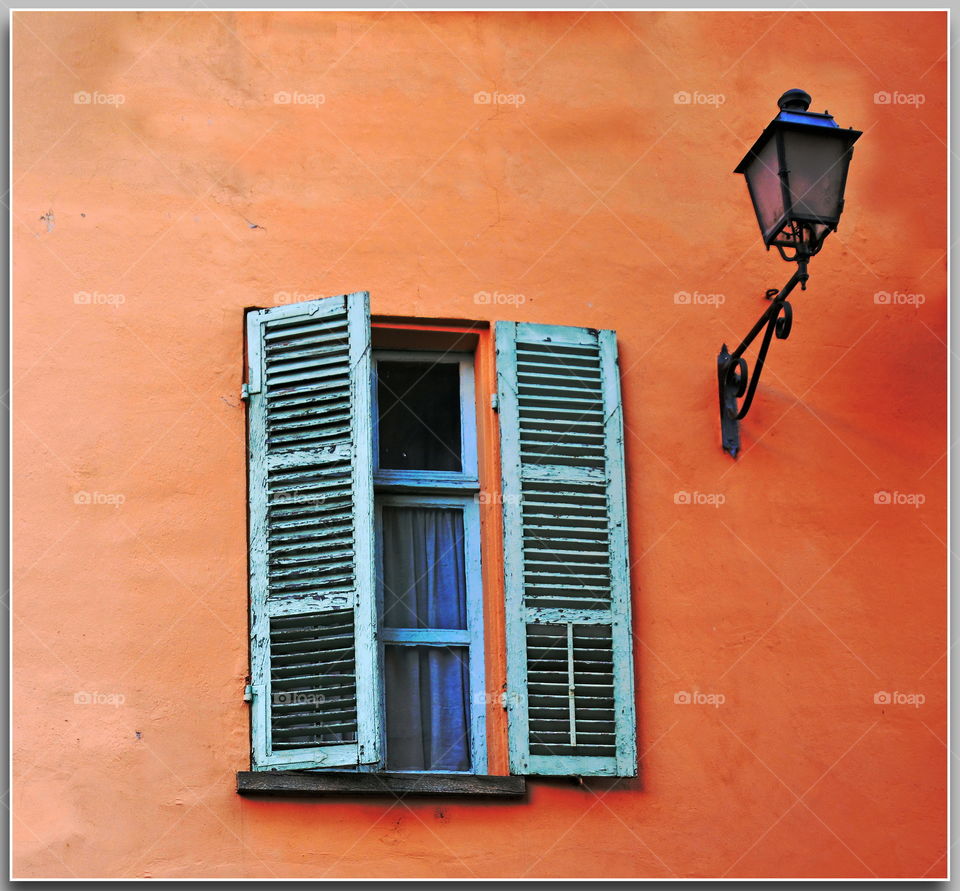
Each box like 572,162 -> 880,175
12,10 -> 947,879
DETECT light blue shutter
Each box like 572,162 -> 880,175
496,322 -> 636,777
246,292 -> 380,770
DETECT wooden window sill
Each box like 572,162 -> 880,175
236,771 -> 526,799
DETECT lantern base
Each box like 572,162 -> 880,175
771,220 -> 832,261
717,345 -> 743,457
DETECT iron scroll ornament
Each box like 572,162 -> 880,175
717,257 -> 807,457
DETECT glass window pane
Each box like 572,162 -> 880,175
385,645 -> 471,772
783,130 -> 847,221
377,360 -> 462,472
380,506 -> 467,630
745,134 -> 786,241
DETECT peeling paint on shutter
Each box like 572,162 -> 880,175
496,322 -> 636,777
246,292 -> 380,770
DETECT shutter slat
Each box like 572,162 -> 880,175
516,381 -> 605,399
263,317 -> 349,341
265,347 -> 351,371
518,405 -> 605,422
266,380 -> 352,403
266,387 -> 352,410
248,292 -> 381,770
497,321 -> 636,777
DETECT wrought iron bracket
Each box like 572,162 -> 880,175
717,258 -> 808,457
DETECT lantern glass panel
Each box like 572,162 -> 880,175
782,129 -> 848,223
744,134 -> 786,243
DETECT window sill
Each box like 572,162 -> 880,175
236,771 -> 526,799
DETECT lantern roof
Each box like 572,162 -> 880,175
734,90 -> 861,174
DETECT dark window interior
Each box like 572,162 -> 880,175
377,361 -> 462,472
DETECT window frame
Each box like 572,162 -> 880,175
374,493 -> 487,775
370,347 -> 487,775
240,302 -> 635,794
371,349 -> 479,492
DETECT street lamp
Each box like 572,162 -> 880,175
717,89 -> 862,457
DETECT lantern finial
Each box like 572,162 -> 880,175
777,89 -> 812,112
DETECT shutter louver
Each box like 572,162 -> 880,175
247,292 -> 380,770
497,322 -> 636,776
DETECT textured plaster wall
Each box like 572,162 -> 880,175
12,10 -> 947,878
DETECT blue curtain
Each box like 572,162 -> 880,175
382,506 -> 467,630
381,507 -> 471,771
385,647 -> 470,772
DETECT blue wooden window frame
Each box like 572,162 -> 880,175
374,493 -> 487,775
372,350 -> 479,492
371,349 -> 486,774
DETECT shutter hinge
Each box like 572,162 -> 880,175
243,684 -> 254,702
500,691 -> 509,710
491,393 -> 499,413
241,383 -> 251,402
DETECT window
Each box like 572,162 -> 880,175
241,292 -> 636,786
372,351 -> 485,773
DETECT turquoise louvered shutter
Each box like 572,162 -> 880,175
246,292 -> 380,770
496,322 -> 637,777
